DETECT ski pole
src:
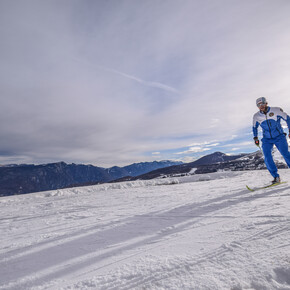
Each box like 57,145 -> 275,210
257,143 -> 265,159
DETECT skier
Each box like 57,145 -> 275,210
253,97 -> 290,184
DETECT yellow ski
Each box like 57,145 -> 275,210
246,181 -> 287,192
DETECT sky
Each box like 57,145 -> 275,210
1,0 -> 290,167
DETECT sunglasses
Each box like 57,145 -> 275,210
257,102 -> 266,107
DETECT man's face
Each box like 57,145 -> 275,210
257,102 -> 267,111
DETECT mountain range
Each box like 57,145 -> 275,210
0,150 -> 288,197
111,151 -> 288,181
0,160 -> 182,196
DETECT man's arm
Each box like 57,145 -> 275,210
252,115 -> 259,138
277,108 -> 290,137
252,115 -> 260,146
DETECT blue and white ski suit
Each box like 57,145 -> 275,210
253,106 -> 290,178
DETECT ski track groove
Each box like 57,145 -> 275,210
90,244 -> 234,290
0,218 -> 131,262
244,222 -> 289,243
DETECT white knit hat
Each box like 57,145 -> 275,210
256,97 -> 267,106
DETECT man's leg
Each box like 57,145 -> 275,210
262,139 -> 278,178
275,135 -> 290,168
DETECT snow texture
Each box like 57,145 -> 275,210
1,169 -> 290,290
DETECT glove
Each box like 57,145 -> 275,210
253,137 -> 259,146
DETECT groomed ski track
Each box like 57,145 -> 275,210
1,169 -> 290,289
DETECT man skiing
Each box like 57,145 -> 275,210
253,97 -> 290,184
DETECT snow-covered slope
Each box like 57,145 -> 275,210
1,170 -> 290,289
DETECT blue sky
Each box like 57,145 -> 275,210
1,0 -> 290,167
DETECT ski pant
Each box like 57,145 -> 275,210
262,134 -> 290,178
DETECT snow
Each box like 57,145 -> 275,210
1,169 -> 290,290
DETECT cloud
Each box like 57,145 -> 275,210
1,0 -> 290,166
206,143 -> 220,147
231,148 -> 241,151
223,141 -> 253,148
176,147 -> 211,155
97,65 -> 180,94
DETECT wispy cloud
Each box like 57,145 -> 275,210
206,143 -> 220,147
223,141 -> 253,148
98,66 -> 180,94
175,147 -> 211,155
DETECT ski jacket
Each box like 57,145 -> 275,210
253,106 -> 290,139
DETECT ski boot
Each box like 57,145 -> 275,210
272,177 -> 281,184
